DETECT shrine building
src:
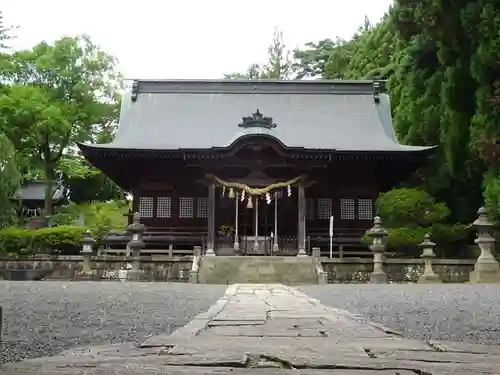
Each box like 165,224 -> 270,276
78,79 -> 435,256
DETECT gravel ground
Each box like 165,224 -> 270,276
0,281 -> 226,364
2,282 -> 500,364
301,284 -> 500,345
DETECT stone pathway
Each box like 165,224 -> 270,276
2,284 -> 500,374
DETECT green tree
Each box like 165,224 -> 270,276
224,27 -> 292,80
0,10 -> 16,49
224,63 -> 265,80
0,132 -> 21,226
375,188 -> 468,256
292,39 -> 338,79
0,11 -> 20,226
292,2 -> 500,224
0,35 -> 122,215
263,27 -> 292,79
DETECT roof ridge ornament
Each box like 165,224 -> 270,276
372,80 -> 386,103
131,80 -> 139,102
238,109 -> 277,129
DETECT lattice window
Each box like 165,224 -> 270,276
317,198 -> 332,220
138,196 -> 154,218
156,196 -> 172,218
358,198 -> 373,220
306,198 -> 316,220
196,197 -> 208,218
179,197 -> 194,218
340,198 -> 356,220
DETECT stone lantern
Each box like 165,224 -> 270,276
366,216 -> 388,284
418,233 -> 441,283
469,207 -> 500,283
80,230 -> 95,274
126,212 -> 146,281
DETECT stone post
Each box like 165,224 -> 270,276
469,207 -> 500,283
189,246 -> 202,284
312,247 -> 321,258
206,184 -> 216,256
366,216 -> 388,284
126,212 -> 146,281
80,230 -> 95,275
0,305 -> 3,343
297,184 -> 307,256
418,233 -> 441,283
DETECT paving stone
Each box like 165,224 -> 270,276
373,349 -> 500,363
208,319 -> 267,326
140,333 -> 187,348
199,326 -> 330,337
429,339 -> 500,354
4,283 -> 500,374
167,335 -> 373,357
200,321 -> 388,338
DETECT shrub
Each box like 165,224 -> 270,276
52,200 -> 128,231
377,188 -> 450,228
362,223 -> 469,257
0,225 -> 87,255
484,171 -> 500,223
371,188 -> 470,257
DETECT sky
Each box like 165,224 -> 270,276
3,0 -> 393,80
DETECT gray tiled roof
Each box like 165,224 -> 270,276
12,181 -> 66,201
83,80 -> 433,153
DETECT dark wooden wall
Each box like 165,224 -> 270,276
133,176 -> 208,232
130,158 -> 380,236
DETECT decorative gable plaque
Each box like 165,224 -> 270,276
238,109 -> 277,129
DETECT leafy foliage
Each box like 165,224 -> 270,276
52,200 -> 128,231
0,132 -> 20,227
373,188 -> 468,256
0,35 -> 123,214
377,188 -> 450,228
0,200 -> 128,255
0,225 -> 86,255
224,27 -> 293,80
290,1 -> 500,226
0,11 -> 16,50
483,171 -> 500,223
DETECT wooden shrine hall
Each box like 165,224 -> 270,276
78,79 -> 435,256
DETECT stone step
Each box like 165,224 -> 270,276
198,256 -> 319,285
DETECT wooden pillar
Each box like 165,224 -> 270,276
206,184 -> 216,256
297,184 -> 307,256
273,193 -> 279,253
233,192 -> 239,251
253,197 -> 259,251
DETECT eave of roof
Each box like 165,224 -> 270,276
78,141 -> 437,159
80,79 -> 436,155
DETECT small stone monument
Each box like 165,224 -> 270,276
126,212 -> 147,281
469,207 -> 500,283
0,305 -> 3,343
189,246 -> 202,283
80,230 -> 95,275
366,216 -> 389,284
418,233 -> 441,283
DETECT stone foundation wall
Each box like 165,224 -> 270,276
0,255 -> 477,283
0,255 -> 193,282
321,258 -> 476,283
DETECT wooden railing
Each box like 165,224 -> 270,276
237,235 -> 303,256
100,225 -> 375,258
307,228 -> 368,257
102,227 -> 206,256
